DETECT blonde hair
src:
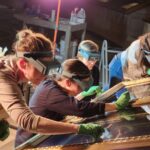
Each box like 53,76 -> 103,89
77,40 -> 99,59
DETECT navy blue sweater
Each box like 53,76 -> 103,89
15,79 -> 105,146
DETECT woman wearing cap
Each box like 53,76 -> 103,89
15,58 -> 130,146
0,29 -> 106,142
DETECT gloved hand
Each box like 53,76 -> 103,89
78,123 -> 104,140
115,91 -> 130,110
0,119 -> 10,141
81,86 -> 103,97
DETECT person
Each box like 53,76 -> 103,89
0,29 -> 105,142
76,40 -> 103,101
15,58 -> 130,146
123,32 -> 150,114
108,51 -> 127,100
108,32 -> 150,111
77,40 -> 100,86
58,40 -> 102,99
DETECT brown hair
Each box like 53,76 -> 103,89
12,29 -> 54,53
62,58 -> 90,78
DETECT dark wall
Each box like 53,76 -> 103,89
0,0 -> 150,48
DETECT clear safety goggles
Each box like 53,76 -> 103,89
16,51 -> 60,75
62,70 -> 93,91
79,48 -> 100,61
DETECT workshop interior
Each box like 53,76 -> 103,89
0,0 -> 150,150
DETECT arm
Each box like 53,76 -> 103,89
28,81 -> 105,118
45,89 -> 105,117
0,75 -> 104,139
37,117 -> 78,134
0,75 -> 78,134
105,103 -> 116,112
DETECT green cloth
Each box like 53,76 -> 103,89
0,119 -> 10,141
147,68 -> 150,75
115,91 -> 130,110
81,86 -> 103,97
78,123 -> 104,140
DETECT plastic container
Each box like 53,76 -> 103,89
69,40 -> 78,58
69,10 -> 77,25
60,38 -> 66,58
50,10 -> 56,22
59,37 -> 78,59
76,8 -> 86,24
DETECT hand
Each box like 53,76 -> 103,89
81,86 -> 103,97
0,119 -> 10,141
115,91 -> 130,110
78,123 -> 104,140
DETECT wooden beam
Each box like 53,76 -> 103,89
92,77 -> 150,103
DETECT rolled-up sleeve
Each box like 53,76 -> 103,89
0,74 -> 40,132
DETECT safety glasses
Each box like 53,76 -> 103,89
62,70 -> 93,91
16,51 -> 59,75
79,48 -> 100,62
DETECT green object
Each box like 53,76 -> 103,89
96,88 -> 104,97
147,68 -> 150,75
115,91 -> 130,110
78,123 -> 104,140
81,86 -> 102,97
0,119 -> 10,141
119,110 -> 135,121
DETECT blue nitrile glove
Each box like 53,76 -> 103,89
115,91 -> 130,110
0,119 -> 10,141
78,123 -> 104,140
81,86 -> 103,97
